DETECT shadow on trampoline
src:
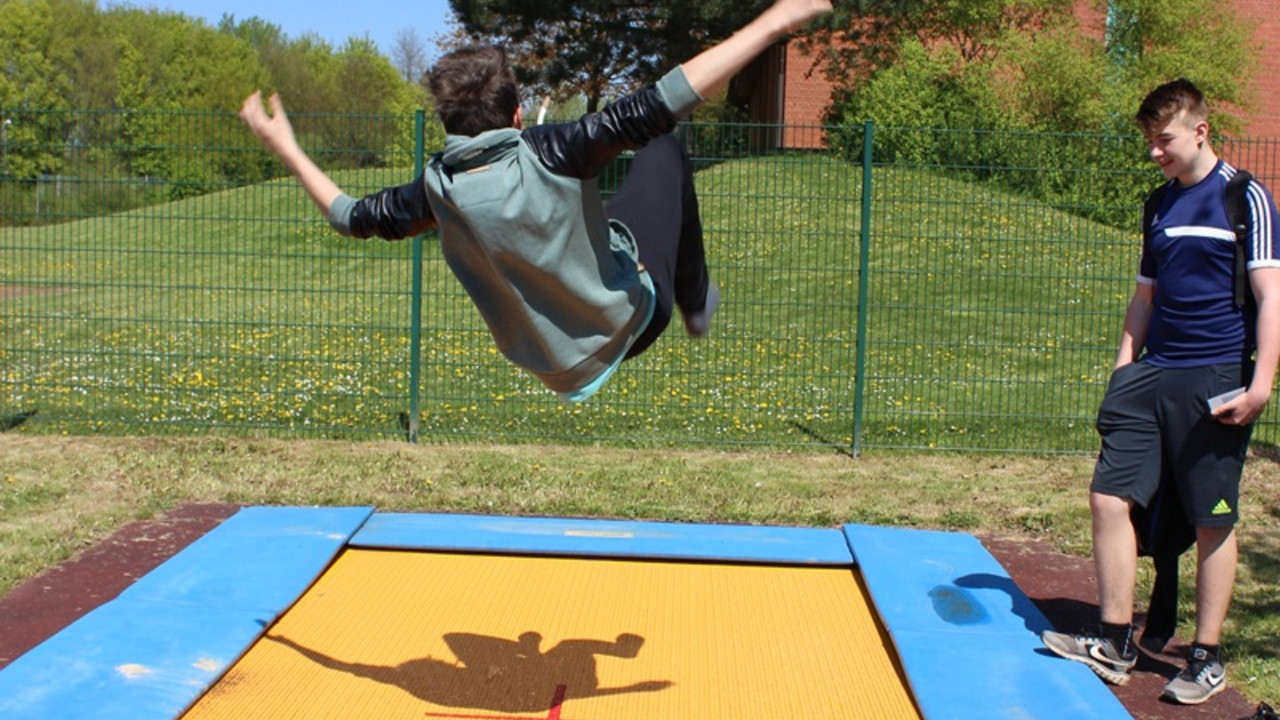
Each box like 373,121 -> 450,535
266,631 -> 673,714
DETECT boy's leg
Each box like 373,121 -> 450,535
1092,491 -> 1139,626
1042,489 -> 1142,685
1042,361 -> 1160,685
1161,526 -> 1235,705
1155,362 -> 1250,705
1159,361 -> 1249,646
1194,526 -> 1237,646
607,134 -> 713,358
1091,362 -> 1163,627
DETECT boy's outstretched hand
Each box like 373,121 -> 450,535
237,90 -> 343,215
240,91 -> 299,159
682,0 -> 833,99
773,0 -> 834,33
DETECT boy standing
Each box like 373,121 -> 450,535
1042,79 -> 1280,705
240,0 -> 832,401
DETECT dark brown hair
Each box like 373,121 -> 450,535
1136,79 -> 1209,136
428,45 -> 520,137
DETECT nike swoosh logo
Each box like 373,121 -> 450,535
1089,645 -> 1115,663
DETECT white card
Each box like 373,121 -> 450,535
1207,386 -> 1246,412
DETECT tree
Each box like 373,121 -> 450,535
0,0 -> 74,178
1097,0 -> 1255,135
321,37 -> 426,166
50,0 -> 118,111
445,0 -> 780,112
804,0 -> 1076,89
220,15 -> 339,114
819,0 -> 1253,136
391,27 -> 430,84
824,0 -> 1256,232
445,0 -> 649,112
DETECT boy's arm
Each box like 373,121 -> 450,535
1216,267 -> 1280,424
523,0 -> 832,179
240,92 -> 343,216
1115,282 -> 1154,369
523,88 -> 683,179
338,177 -> 438,240
240,91 -> 435,239
680,0 -> 833,99
1216,182 -> 1280,424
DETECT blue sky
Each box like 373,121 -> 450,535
135,0 -> 456,61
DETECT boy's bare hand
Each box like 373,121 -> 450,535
239,91 -> 298,156
1213,388 -> 1270,426
772,0 -> 834,33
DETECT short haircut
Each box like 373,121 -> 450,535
1136,79 -> 1209,136
428,45 -> 520,137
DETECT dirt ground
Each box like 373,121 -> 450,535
0,504 -> 1261,720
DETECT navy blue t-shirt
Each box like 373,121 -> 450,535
1140,161 -> 1280,367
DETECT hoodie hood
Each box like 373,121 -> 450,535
440,129 -> 521,171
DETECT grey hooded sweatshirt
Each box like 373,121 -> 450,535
329,67 -> 702,395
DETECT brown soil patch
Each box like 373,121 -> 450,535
0,506 -> 1261,719
0,503 -> 239,667
987,534 -> 1257,720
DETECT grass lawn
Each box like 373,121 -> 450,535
2,153 -> 1174,451
1,435 -> 1278,704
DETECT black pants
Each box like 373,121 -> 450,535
606,133 -> 710,359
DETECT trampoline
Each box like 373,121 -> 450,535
0,507 -> 1134,720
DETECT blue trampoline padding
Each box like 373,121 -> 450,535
351,512 -> 853,565
0,505 -> 374,720
843,523 -> 1134,720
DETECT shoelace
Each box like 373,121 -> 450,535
1181,656 -> 1218,683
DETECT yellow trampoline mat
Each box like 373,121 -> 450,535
183,548 -> 922,720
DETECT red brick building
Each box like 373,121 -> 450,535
1071,0 -> 1280,138
1221,0 -> 1280,138
755,1 -> 1280,146
734,42 -> 834,149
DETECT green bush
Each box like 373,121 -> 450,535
827,37 -> 1160,230
828,41 -> 959,166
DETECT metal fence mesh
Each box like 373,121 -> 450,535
2,111 -> 1277,452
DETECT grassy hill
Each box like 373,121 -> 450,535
0,153 -> 1163,450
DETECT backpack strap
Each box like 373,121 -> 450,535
1142,181 -> 1171,247
1225,169 -> 1254,309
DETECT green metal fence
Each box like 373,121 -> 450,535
2,110 -> 1277,452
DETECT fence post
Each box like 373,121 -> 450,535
852,121 -> 873,457
407,110 -> 426,442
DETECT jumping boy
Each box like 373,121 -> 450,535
1041,79 -> 1280,705
240,0 -> 833,401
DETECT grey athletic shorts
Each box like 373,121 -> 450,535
1091,360 -> 1252,527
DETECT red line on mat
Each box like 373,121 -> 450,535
546,684 -> 567,720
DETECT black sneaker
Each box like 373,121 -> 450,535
1238,703 -> 1278,720
1041,629 -> 1138,685
1162,646 -> 1227,705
